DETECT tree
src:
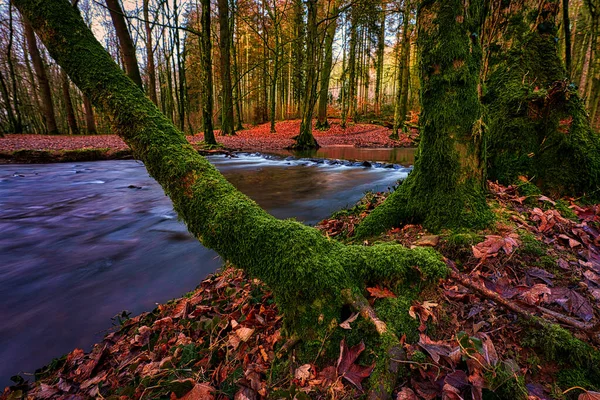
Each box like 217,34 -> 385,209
61,68 -> 80,134
143,0 -> 158,105
105,0 -> 143,90
291,0 -> 320,150
357,0 -> 492,236
199,0 -> 217,145
390,1 -> 412,140
316,0 -> 340,130
484,0 -> 600,196
23,16 -> 58,134
218,0 -> 235,135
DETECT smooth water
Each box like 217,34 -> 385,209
0,153 -> 411,386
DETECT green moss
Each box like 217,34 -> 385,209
522,320 -> 600,388
356,1 -> 493,237
484,361 -> 528,400
485,5 -> 600,198
442,232 -> 484,259
557,369 -> 598,392
519,231 -> 546,257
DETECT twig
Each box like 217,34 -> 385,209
447,268 -> 600,342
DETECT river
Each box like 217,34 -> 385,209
0,149 -> 414,386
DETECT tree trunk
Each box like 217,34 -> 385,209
357,0 -> 492,236
105,0 -> 143,90
6,3 -> 23,133
23,16 -> 58,134
316,1 -> 339,130
347,17 -> 358,123
83,94 -> 97,134
231,0 -> 244,131
563,0 -> 572,77
391,4 -> 412,140
291,0 -> 320,150
61,69 -> 80,135
374,2 -> 386,116
143,0 -> 158,105
291,0 -> 305,117
485,0 -> 600,196
200,0 -> 217,144
217,0 -> 235,135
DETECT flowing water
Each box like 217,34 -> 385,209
0,150 -> 414,386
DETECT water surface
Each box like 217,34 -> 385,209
0,154 -> 410,386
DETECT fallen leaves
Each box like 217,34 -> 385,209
472,233 -> 520,260
336,339 -> 375,391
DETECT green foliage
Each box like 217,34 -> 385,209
518,231 -> 547,257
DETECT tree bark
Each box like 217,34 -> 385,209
143,0 -> 158,105
23,16 -> 58,134
61,69 -> 80,135
291,0 -> 320,150
374,1 -> 386,116
316,1 -> 339,130
6,3 -> 23,133
357,0 -> 492,236
231,0 -> 244,131
200,0 -> 217,144
83,94 -> 97,134
391,3 -> 412,140
218,0 -> 235,135
105,0 -> 143,90
563,0 -> 572,77
291,0 -> 305,117
347,17 -> 358,123
485,0 -> 600,196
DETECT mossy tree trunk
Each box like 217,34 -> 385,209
485,0 -> 600,196
14,2 -> 449,396
356,0 -> 492,237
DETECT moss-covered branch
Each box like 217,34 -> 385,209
11,0 -> 447,344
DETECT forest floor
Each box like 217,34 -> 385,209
0,120 -> 415,163
3,179 -> 600,400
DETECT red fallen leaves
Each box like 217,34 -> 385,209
0,120 -> 415,158
336,340 -> 375,391
291,339 -> 375,393
472,233 -> 520,260
367,286 -> 397,299
580,391 -> 600,400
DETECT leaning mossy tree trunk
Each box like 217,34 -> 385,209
15,0 -> 448,396
356,0 -> 493,237
484,0 -> 600,197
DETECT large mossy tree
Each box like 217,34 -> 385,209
13,0 -> 448,396
484,0 -> 600,197
357,0 -> 493,237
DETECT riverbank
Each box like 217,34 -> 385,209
3,182 -> 600,399
0,120 -> 415,164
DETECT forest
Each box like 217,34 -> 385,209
1,0 -> 600,399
